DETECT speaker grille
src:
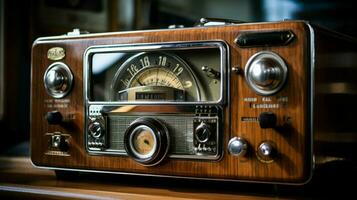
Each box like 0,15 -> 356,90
108,115 -> 195,155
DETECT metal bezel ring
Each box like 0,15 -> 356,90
244,51 -> 288,96
43,62 -> 73,98
123,117 -> 170,166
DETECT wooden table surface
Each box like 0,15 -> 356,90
0,156 -> 355,199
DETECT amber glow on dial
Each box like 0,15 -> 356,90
129,67 -> 184,90
131,126 -> 157,157
134,130 -> 155,155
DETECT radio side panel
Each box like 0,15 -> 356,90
31,21 -> 312,183
313,26 -> 357,164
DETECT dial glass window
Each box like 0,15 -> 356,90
87,42 -> 226,103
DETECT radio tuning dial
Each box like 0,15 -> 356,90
124,117 -> 170,166
195,122 -> 212,143
88,121 -> 103,138
245,51 -> 288,95
228,137 -> 248,157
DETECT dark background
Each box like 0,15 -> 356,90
0,0 -> 356,153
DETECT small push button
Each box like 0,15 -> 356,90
258,112 -> 277,129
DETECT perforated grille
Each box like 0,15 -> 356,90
108,115 -> 194,155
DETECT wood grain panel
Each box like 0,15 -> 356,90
31,21 -> 312,183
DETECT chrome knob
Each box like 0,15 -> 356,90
228,137 -> 248,157
88,121 -> 103,138
257,141 -> 276,163
250,59 -> 280,86
245,51 -> 288,95
43,62 -> 73,98
194,122 -> 211,143
45,69 -> 65,90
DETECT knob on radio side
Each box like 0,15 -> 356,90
258,112 -> 277,129
46,111 -> 63,125
245,51 -> 288,95
228,137 -> 248,157
43,62 -> 73,98
256,141 -> 277,163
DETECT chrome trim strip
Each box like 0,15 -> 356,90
305,22 -> 315,184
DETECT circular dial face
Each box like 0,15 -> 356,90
111,52 -> 200,101
124,117 -> 170,166
132,127 -> 156,157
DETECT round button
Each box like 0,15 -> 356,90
256,141 -> 276,163
43,62 -> 73,98
228,137 -> 248,157
245,51 -> 288,95
194,122 -> 211,143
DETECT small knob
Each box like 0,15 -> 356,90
46,111 -> 63,125
228,137 -> 248,157
88,121 -> 103,138
245,51 -> 288,95
51,134 -> 69,151
258,112 -> 277,128
195,122 -> 211,143
257,142 -> 276,162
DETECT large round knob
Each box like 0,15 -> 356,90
88,121 -> 103,139
124,117 -> 169,166
245,51 -> 288,95
46,111 -> 63,125
194,122 -> 212,143
256,141 -> 276,163
45,69 -> 65,90
228,137 -> 248,157
44,62 -> 73,98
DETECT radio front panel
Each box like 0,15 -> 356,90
30,21 -> 330,184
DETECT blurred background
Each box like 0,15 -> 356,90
0,0 -> 356,154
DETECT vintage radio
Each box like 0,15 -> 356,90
30,19 -> 357,184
